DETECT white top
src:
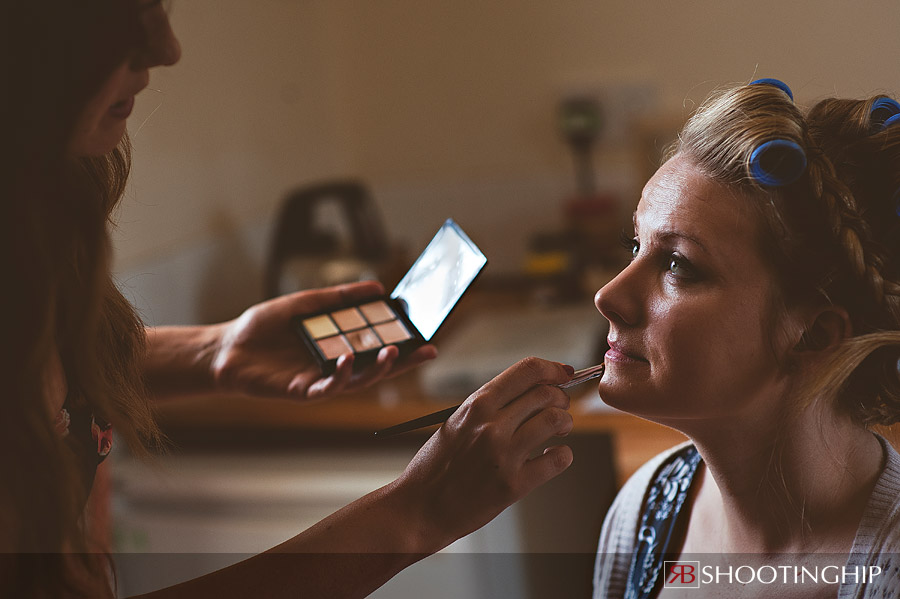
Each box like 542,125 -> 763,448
593,435 -> 900,598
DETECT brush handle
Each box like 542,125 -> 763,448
374,363 -> 604,437
373,405 -> 460,437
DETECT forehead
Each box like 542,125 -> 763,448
636,155 -> 761,255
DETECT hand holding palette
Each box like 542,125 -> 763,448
292,219 -> 487,375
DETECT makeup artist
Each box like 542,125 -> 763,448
1,2 -> 577,597
592,79 -> 900,598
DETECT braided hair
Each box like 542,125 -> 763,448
673,82 -> 900,426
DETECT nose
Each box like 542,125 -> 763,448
594,261 -> 643,327
134,9 -> 182,69
150,25 -> 181,67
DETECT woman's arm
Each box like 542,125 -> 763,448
142,281 -> 436,402
131,481 -> 439,599
132,357 -> 577,599
142,324 -> 220,401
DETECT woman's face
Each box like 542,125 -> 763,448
68,1 -> 181,157
594,155 -> 800,428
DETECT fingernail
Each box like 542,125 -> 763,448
561,363 -> 575,376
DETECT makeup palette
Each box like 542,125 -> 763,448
292,219 -> 487,375
300,301 -> 412,360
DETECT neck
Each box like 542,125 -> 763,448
685,401 -> 882,553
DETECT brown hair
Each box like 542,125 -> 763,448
1,1 -> 163,595
672,82 -> 900,426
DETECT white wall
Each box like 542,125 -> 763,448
113,0 -> 900,325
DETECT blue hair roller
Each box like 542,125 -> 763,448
870,97 -> 900,131
749,139 -> 807,187
749,78 -> 794,101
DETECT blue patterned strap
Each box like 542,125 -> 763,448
625,446 -> 703,599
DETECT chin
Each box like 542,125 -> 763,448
598,381 -> 673,421
597,382 -> 644,413
72,125 -> 127,158
597,370 -> 647,401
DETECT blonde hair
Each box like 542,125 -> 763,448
673,82 -> 900,426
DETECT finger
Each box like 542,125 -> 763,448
286,369 -> 321,398
347,345 -> 398,388
519,445 -> 574,494
306,353 -> 355,399
274,281 -> 387,317
510,406 -> 574,461
382,344 -> 438,379
329,281 -> 387,305
328,352 -> 358,393
500,383 -> 570,428
347,343 -> 438,389
473,357 -> 574,411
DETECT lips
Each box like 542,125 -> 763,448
108,96 -> 135,119
108,78 -> 148,120
605,338 -> 649,363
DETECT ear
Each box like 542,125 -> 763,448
793,307 -> 852,353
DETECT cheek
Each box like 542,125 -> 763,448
68,66 -> 131,157
659,294 -> 778,397
597,282 -> 786,418
69,115 -> 127,157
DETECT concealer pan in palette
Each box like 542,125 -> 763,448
291,219 -> 487,375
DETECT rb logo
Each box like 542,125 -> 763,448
664,561 -> 700,588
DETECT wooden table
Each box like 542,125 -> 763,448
154,371 -> 686,487
155,284 -> 687,486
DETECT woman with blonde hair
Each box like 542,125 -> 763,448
1,1 -> 577,597
593,78 -> 900,598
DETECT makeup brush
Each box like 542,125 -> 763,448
374,363 -> 605,437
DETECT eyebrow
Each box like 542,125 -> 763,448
632,212 -> 710,255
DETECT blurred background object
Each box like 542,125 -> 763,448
115,0 -> 900,327
523,92 -> 630,304
421,302 -> 605,398
559,95 -> 603,199
264,179 -> 405,298
106,1 -> 900,596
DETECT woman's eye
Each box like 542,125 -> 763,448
620,233 -> 639,260
667,253 -> 696,279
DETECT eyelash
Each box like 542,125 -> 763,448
619,230 -> 638,258
619,231 -> 699,281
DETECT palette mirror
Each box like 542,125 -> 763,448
292,219 -> 487,374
